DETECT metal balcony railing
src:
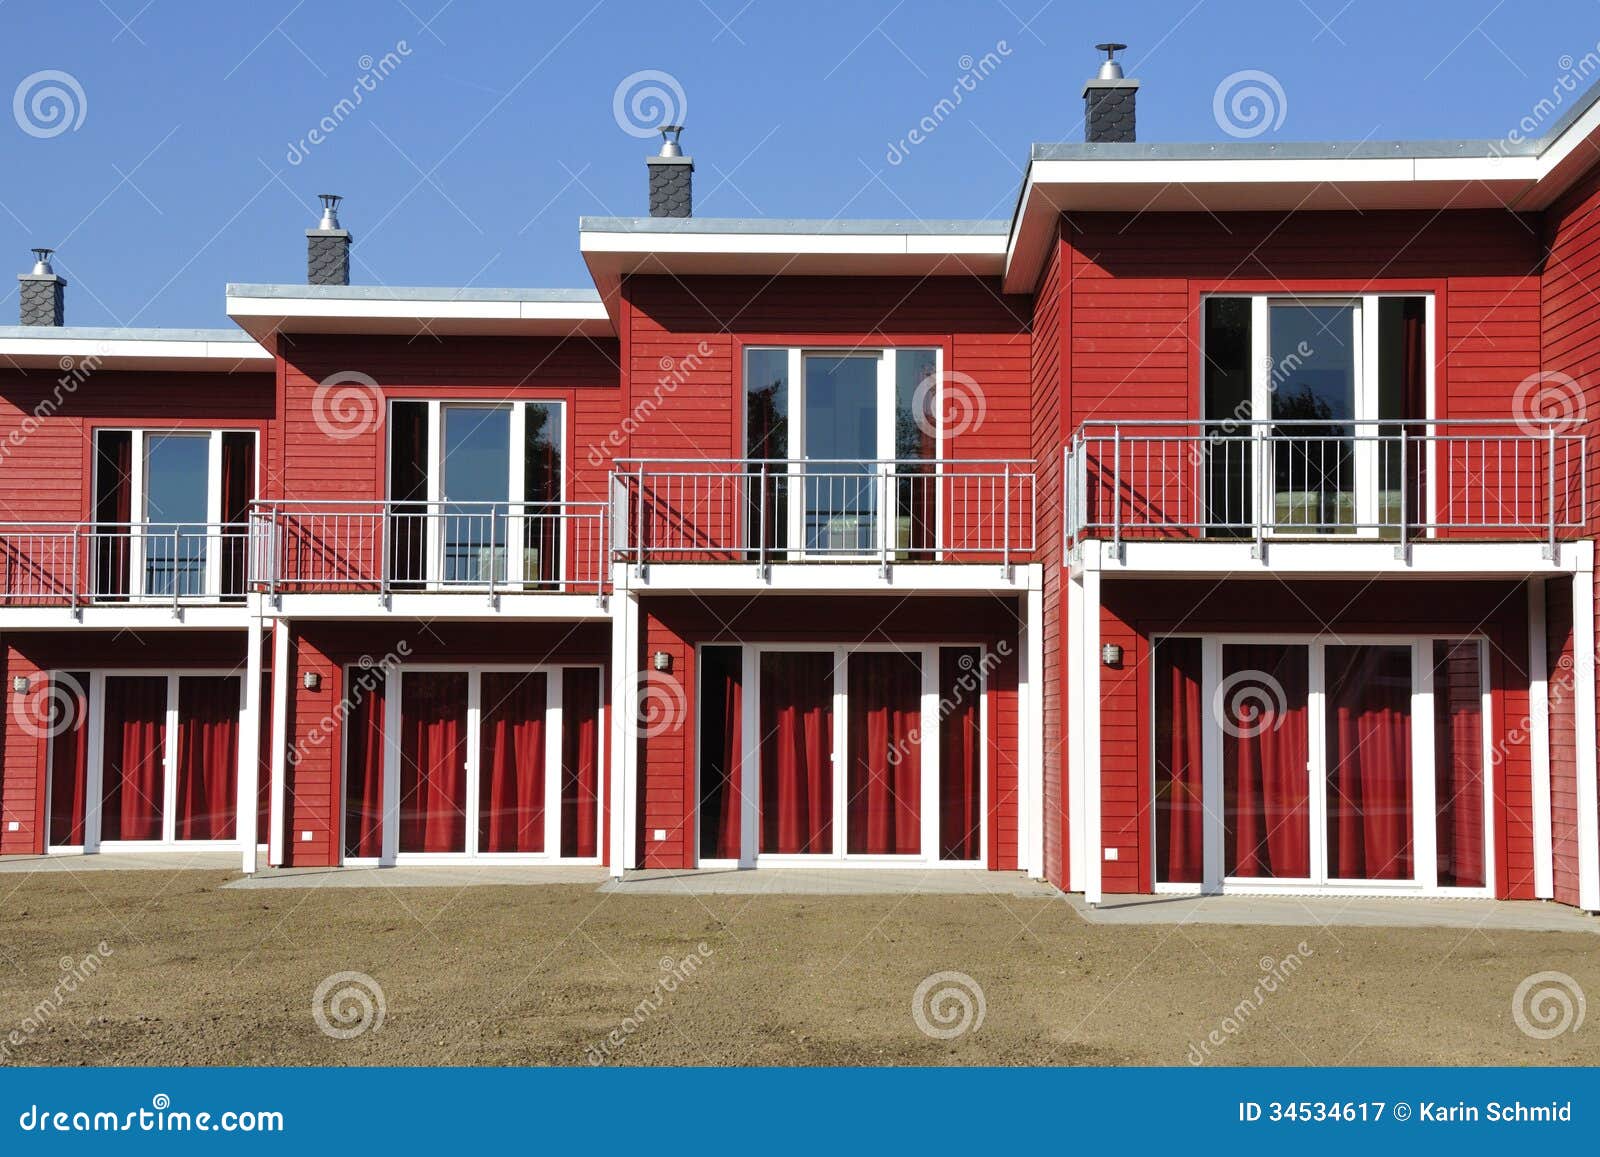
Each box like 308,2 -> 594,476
611,458 -> 1035,572
0,522 -> 250,609
1064,419 -> 1587,556
250,500 -> 609,600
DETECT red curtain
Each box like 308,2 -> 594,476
1433,641 -> 1485,887
175,675 -> 240,840
523,404 -> 563,587
847,652 -> 922,855
101,675 -> 167,841
939,648 -> 982,861
479,672 -> 547,853
1224,644 -> 1311,878
1154,638 -> 1204,883
342,669 -> 386,859
47,671 -> 91,846
93,431 -> 132,598
697,647 -> 743,860
220,432 -> 255,598
387,402 -> 429,587
561,668 -> 601,858
1326,645 -> 1413,880
399,671 -> 467,853
1400,299 -> 1427,529
760,652 -> 834,854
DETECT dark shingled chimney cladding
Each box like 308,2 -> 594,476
1084,43 -> 1138,143
307,194 -> 352,285
18,248 -> 65,326
647,126 -> 692,217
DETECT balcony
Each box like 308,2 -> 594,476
250,500 -> 609,602
1065,419 -> 1587,558
0,522 -> 249,610
610,458 -> 1036,575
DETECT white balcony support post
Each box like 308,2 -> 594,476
1528,578 -> 1554,900
267,617 -> 290,868
1081,546 -> 1103,904
238,607 -> 264,874
1573,557 -> 1599,912
609,579 -> 640,876
1066,566 -> 1085,892
1021,579 -> 1044,878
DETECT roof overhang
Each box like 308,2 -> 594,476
0,327 -> 272,372
224,284 -> 613,341
578,217 -> 1008,312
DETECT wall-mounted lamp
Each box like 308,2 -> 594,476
1101,643 -> 1123,667
11,676 -> 29,695
652,651 -> 673,673
303,671 -> 322,691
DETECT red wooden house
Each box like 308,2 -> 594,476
1,48 -> 1596,910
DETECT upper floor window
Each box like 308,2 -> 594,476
386,399 -> 564,587
743,346 -> 940,556
92,428 -> 257,599
1202,294 -> 1428,538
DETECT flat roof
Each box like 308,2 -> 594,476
224,283 -> 613,341
0,326 -> 272,371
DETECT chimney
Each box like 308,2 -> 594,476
647,126 -> 692,218
18,248 -> 65,326
1084,43 -> 1138,143
307,194 -> 352,285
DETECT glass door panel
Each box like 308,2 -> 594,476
477,672 -> 547,854
1433,640 -> 1486,888
1325,644 -> 1414,881
440,407 -> 510,584
100,675 -> 168,842
758,651 -> 835,854
803,355 -> 878,554
1221,643 -> 1311,879
845,651 -> 922,856
174,675 -> 240,841
143,433 -> 210,596
1269,303 -> 1357,533
893,348 -> 938,557
398,672 -> 469,853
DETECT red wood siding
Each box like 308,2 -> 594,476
280,620 -> 610,868
1096,579 -> 1534,898
634,594 -> 1025,870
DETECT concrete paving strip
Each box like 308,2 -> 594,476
1068,893 -> 1600,932
222,865 -> 611,889
0,851 -> 241,873
599,868 -> 1058,896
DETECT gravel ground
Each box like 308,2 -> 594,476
0,869 -> 1595,1066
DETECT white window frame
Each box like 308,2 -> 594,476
340,662 -> 605,867
387,399 -> 568,590
44,668 -> 248,853
696,641 -> 986,869
1149,632 -> 1494,898
741,346 -> 945,560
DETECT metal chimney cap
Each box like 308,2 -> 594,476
316,193 -> 342,229
657,125 -> 684,158
1095,42 -> 1127,80
30,247 -> 54,275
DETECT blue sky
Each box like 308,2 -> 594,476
2,0 -> 1598,327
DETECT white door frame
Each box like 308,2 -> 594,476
345,661 -> 605,867
1150,632 -> 1494,898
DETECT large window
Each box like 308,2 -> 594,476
1152,634 -> 1489,894
91,428 -> 257,599
742,347 -> 939,558
1201,295 -> 1428,537
386,400 -> 564,588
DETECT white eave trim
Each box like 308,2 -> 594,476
579,229 -> 1008,260
224,292 -> 614,339
0,335 -> 271,370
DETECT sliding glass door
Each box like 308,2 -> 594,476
1153,635 -> 1489,894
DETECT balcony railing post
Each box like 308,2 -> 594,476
879,462 -> 891,579
1002,461 -> 1011,577
1110,425 -> 1123,562
1397,428 -> 1409,560
70,524 -> 80,613
1547,423 -> 1558,560
757,462 -> 769,579
635,466 -> 646,574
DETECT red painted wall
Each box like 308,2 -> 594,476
1097,579 -> 1533,898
